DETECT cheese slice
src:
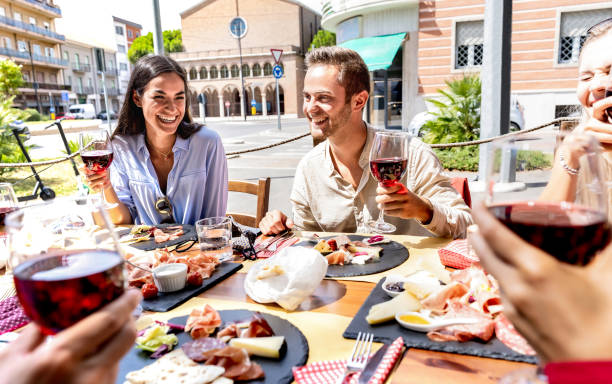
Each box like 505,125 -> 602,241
366,291 -> 421,325
211,378 -> 233,384
228,336 -> 285,358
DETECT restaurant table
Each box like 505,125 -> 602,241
134,232 -> 538,384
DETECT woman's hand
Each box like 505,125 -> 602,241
0,289 -> 141,384
375,182 -> 433,224
471,202 -> 612,363
581,97 -> 612,145
80,165 -> 111,193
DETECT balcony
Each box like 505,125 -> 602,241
321,0 -> 417,31
19,0 -> 61,17
104,68 -> 118,76
21,81 -> 71,91
74,86 -> 94,94
99,88 -> 118,96
0,15 -> 65,41
0,47 -> 68,67
72,63 -> 91,72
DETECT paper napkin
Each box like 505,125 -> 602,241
438,239 -> 479,269
254,235 -> 300,259
0,296 -> 29,335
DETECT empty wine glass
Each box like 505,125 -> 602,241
367,131 -> 409,233
0,183 -> 18,226
79,129 -> 117,209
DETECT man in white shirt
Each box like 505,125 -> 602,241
259,47 -> 472,238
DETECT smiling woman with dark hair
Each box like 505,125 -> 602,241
82,55 -> 228,225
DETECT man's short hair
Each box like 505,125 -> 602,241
305,46 -> 370,102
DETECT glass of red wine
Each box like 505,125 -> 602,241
79,129 -> 117,209
0,183 -> 18,226
5,201 -> 125,335
368,131 -> 409,233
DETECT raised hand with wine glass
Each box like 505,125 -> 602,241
79,129 -> 117,209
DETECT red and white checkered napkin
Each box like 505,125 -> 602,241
438,239 -> 479,269
254,235 -> 300,259
0,296 -> 29,335
292,337 -> 404,384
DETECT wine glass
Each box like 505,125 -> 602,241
79,129 -> 117,209
367,131 -> 409,233
0,183 -> 18,226
606,75 -> 612,122
5,199 -> 124,335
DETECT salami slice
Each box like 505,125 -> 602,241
182,337 -> 227,362
495,314 -> 536,356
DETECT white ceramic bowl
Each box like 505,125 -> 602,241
153,263 -> 188,292
381,274 -> 406,297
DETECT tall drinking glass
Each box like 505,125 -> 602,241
5,200 -> 124,335
79,129 -> 117,209
0,183 -> 18,226
196,217 -> 232,262
367,131 -> 409,233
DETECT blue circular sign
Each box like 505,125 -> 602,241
229,17 -> 247,39
251,99 -> 257,107
273,65 -> 283,79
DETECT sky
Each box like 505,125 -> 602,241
55,0 -> 322,49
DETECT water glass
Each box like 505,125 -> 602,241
196,216 -> 232,262
0,183 -> 18,226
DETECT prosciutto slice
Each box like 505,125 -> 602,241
427,301 -> 496,343
495,314 -> 536,355
421,282 -> 469,315
203,346 -> 265,381
185,304 -> 222,339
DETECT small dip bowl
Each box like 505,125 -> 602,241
382,274 -> 406,297
153,263 -> 188,292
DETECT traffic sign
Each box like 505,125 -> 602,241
229,17 -> 247,39
270,49 -> 283,64
61,91 -> 69,102
272,65 -> 283,79
251,99 -> 256,107
49,106 -> 55,113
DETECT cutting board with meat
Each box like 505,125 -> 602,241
343,271 -> 538,364
117,308 -> 309,384
298,234 -> 409,278
123,224 -> 198,251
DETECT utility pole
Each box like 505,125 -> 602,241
152,0 -> 164,55
235,0 -> 247,121
27,41 -> 42,114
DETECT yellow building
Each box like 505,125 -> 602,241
0,0 -> 67,114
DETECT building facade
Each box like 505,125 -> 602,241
112,16 -> 141,96
0,0 -> 68,114
170,0 -> 320,119
322,0 -> 612,129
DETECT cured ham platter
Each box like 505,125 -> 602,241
123,223 -> 198,251
117,309 -> 309,384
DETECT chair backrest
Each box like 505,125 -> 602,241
450,177 -> 472,208
227,177 -> 271,227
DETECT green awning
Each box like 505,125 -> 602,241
340,32 -> 406,71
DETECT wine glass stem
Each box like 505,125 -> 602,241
377,207 -> 386,225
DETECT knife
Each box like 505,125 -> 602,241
358,343 -> 390,384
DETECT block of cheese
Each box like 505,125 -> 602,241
228,336 -> 285,359
366,291 -> 421,325
211,378 -> 233,384
314,240 -> 333,254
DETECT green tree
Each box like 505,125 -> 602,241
0,60 -> 24,98
309,30 -> 336,51
0,96 -> 30,175
127,30 -> 184,64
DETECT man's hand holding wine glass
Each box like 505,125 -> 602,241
375,183 -> 434,224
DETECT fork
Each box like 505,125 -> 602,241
335,332 -> 374,384
267,231 -> 295,252
255,230 -> 292,253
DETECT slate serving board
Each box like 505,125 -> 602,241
128,224 -> 198,251
141,262 -> 243,312
298,235 -> 409,278
117,310 -> 309,384
342,279 -> 538,364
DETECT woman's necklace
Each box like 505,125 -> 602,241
146,138 -> 173,160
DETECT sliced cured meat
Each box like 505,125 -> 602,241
154,228 -> 171,243
182,337 -> 228,362
185,304 -> 222,339
421,282 -> 469,315
235,361 -> 265,381
329,235 -> 351,248
242,314 -> 275,338
326,249 -> 350,265
427,301 -> 495,343
164,225 -> 183,231
204,346 -> 265,381
217,324 -> 239,340
495,314 -> 536,356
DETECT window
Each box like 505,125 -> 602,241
78,77 -> 83,92
63,51 -> 68,61
3,37 -> 12,50
67,75 -> 71,85
49,73 -> 56,83
136,31 -> 140,37
115,25 -> 124,35
242,64 -> 250,77
74,53 -> 80,68
85,55 -> 90,65
44,47 -> 54,57
127,30 -> 133,38
455,20 -> 484,69
559,8 -> 612,64
17,40 -> 26,52
88,78 -> 93,88
189,68 -> 197,80
252,63 -> 261,76
209,66 -> 218,79
336,16 -> 361,43
109,59 -> 114,69
0,7 -> 5,17
32,44 -> 41,56
43,22 -> 49,31
118,44 -> 126,53
13,12 -> 21,22
263,63 -> 273,76
230,64 -> 239,78
220,65 -> 229,78
199,67 -> 207,79
37,72 -> 44,83
29,16 -> 35,26
120,62 -> 128,71
23,71 -> 30,81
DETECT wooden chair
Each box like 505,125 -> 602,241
227,177 -> 271,228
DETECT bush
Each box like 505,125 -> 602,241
21,108 -> 42,121
434,146 -> 480,171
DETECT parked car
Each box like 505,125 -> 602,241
66,104 -> 96,119
96,110 -> 117,120
406,95 -> 526,137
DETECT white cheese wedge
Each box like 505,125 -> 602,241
366,291 -> 421,325
402,270 -> 442,300
211,378 -> 233,384
228,336 -> 285,359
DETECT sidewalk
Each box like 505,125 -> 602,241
27,119 -> 109,137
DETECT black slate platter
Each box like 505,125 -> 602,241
298,235 -> 409,278
117,310 -> 309,384
342,279 -> 538,364
141,262 -> 243,312
128,224 -> 197,251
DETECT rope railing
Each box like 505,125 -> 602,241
0,117 -> 579,168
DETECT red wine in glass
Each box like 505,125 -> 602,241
81,149 -> 114,174
370,157 -> 408,187
13,250 -> 124,335
606,88 -> 612,121
0,206 -> 18,226
488,201 -> 611,265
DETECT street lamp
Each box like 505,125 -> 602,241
27,41 -> 43,114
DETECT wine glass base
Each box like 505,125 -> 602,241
367,220 -> 396,234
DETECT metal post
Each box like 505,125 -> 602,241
152,0 -> 164,55
235,0 -> 246,121
28,41 -> 42,114
276,78 -> 281,130
478,0 -> 513,183
383,70 -> 388,130
100,71 -> 111,134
